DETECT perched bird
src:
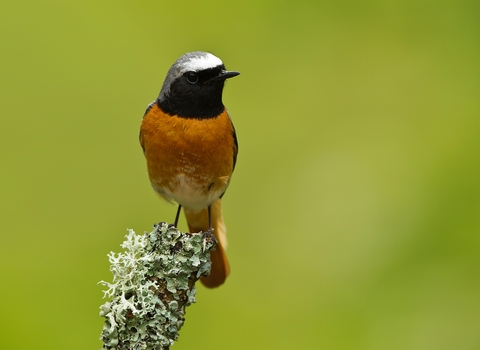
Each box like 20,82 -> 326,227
139,52 -> 240,288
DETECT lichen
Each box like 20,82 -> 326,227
99,223 -> 216,350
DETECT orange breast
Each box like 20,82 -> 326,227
139,104 -> 236,209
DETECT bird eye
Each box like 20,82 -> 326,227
185,71 -> 199,84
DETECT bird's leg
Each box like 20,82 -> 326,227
174,204 -> 182,228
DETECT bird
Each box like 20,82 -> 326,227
139,51 -> 240,288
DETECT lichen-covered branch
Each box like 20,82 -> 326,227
99,223 -> 216,350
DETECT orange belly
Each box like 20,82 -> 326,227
140,104 -> 236,210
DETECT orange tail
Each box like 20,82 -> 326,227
183,198 -> 230,288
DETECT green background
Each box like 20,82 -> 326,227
1,1 -> 479,349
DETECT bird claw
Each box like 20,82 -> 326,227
202,228 -> 217,252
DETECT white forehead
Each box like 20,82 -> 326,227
182,53 -> 223,72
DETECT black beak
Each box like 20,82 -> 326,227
211,70 -> 240,82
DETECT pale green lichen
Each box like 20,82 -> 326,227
99,223 -> 216,350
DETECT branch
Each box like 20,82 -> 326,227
99,223 -> 216,350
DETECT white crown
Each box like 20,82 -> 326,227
182,53 -> 223,72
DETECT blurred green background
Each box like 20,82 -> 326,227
1,1 -> 479,349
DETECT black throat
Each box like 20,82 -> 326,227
158,68 -> 227,119
157,95 -> 225,119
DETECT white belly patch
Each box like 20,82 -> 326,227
160,173 -> 229,210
